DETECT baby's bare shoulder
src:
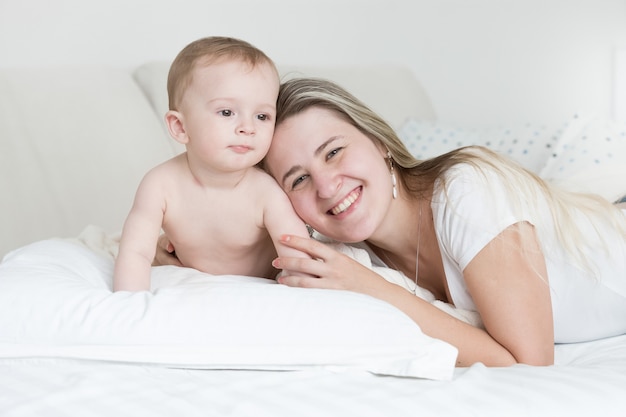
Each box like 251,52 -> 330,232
246,171 -> 292,213
140,154 -> 190,186
245,167 -> 283,193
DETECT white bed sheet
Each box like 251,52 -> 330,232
1,228 -> 625,416
1,334 -> 625,417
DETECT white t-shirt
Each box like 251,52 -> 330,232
429,163 -> 626,343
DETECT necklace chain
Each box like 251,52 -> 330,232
415,201 -> 422,293
380,201 -> 422,295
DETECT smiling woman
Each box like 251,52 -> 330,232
263,76 -> 626,367
265,106 -> 392,245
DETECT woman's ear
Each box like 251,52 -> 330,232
165,110 -> 189,145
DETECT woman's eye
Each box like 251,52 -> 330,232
219,110 -> 233,117
291,174 -> 308,189
326,147 -> 342,160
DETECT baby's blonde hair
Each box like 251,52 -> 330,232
275,77 -> 626,277
167,36 -> 278,111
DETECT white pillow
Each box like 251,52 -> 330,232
0,237 -> 457,381
539,114 -> 626,202
398,119 -> 562,173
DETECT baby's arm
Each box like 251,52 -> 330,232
264,183 -> 315,278
113,172 -> 167,291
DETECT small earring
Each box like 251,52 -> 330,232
387,151 -> 397,199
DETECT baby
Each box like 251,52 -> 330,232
113,36 -> 311,291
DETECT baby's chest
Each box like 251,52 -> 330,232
167,201 -> 263,235
169,181 -> 264,219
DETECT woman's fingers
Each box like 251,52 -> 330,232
277,274 -> 328,289
272,255 -> 326,278
153,249 -> 183,267
274,235 -> 379,292
157,234 -> 174,253
278,234 -> 333,261
153,234 -> 183,267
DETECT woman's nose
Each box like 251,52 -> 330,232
313,170 -> 341,199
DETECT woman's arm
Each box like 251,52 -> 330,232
462,221 -> 554,365
272,233 -> 550,367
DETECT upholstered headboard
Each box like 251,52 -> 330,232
0,64 -> 436,257
133,61 -> 436,153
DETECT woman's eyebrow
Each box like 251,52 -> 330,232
280,136 -> 341,186
314,136 -> 341,157
281,165 -> 302,186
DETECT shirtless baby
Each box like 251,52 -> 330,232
113,37 -> 312,291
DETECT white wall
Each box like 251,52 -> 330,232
1,0 -> 625,126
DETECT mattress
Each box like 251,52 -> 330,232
1,334 -> 625,417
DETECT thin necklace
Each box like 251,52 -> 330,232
380,201 -> 422,295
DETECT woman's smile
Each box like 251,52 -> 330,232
329,186 -> 361,215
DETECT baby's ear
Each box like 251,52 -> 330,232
165,110 -> 189,144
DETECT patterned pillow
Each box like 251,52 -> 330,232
398,119 -> 563,173
539,114 -> 626,201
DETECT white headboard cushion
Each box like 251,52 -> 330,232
278,65 -> 436,128
0,67 -> 176,257
0,63 -> 435,257
133,61 -> 436,134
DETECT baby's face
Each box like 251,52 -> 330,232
178,59 -> 279,172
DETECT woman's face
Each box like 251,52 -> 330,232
265,107 -> 393,243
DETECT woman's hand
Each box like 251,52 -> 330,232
152,234 -> 183,267
272,235 -> 388,296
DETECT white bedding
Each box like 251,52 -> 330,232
1,334 -> 625,417
1,227 -> 625,416
0,229 -> 458,381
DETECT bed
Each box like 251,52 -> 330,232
1,62 -> 625,416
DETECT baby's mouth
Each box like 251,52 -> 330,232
329,187 -> 361,215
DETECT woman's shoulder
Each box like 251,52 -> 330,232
431,154 -> 531,229
434,159 -> 503,199
442,147 -> 505,178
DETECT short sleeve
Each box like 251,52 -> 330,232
432,164 -> 533,272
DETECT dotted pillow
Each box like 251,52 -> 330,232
540,114 -> 626,201
398,119 -> 563,173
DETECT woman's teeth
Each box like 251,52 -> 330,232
330,189 -> 359,215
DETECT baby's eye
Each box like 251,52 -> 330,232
257,114 -> 268,121
219,110 -> 233,117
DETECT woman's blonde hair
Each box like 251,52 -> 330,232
276,77 -> 626,277
167,36 -> 277,111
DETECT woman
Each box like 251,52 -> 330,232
158,77 -> 626,367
